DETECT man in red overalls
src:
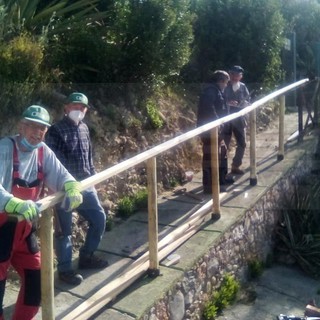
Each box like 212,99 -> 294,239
0,105 -> 83,320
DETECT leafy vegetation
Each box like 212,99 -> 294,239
248,259 -> 265,280
117,195 -> 135,219
0,0 -> 318,126
184,0 -> 285,91
146,100 -> 164,129
116,188 -> 148,219
0,0 -> 105,37
203,273 -> 240,319
134,188 -> 148,210
275,177 -> 320,278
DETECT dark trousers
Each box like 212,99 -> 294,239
224,116 -> 246,167
201,135 -> 228,192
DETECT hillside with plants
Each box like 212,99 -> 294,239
0,0 -> 319,217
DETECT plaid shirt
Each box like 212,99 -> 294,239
45,116 -> 96,180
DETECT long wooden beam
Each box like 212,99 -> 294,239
36,79 -> 309,213
61,197 -> 219,320
37,79 -> 308,319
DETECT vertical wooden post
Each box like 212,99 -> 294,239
146,157 -> 160,277
249,109 -> 257,186
278,95 -> 285,161
210,127 -> 220,219
40,209 -> 55,320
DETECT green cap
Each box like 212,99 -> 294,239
22,105 -> 51,127
67,92 -> 89,107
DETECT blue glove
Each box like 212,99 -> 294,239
5,197 -> 39,221
61,181 -> 83,212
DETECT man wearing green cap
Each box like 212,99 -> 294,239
0,105 -> 83,320
46,92 -> 108,286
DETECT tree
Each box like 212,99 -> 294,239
280,0 -> 320,79
46,0 -> 194,88
182,0 -> 285,91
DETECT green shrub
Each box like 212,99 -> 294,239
0,34 -> 47,118
169,177 -> 178,188
248,259 -> 265,279
146,100 -> 163,129
134,188 -> 148,210
116,188 -> 148,219
203,274 -> 240,320
275,177 -> 320,277
0,34 -> 44,82
117,196 -> 135,219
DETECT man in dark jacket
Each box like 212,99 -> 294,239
197,70 -> 233,193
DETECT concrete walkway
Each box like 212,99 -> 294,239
3,111 -> 319,319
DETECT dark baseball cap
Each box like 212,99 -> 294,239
229,65 -> 244,74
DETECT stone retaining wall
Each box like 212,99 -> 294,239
142,154 -> 313,320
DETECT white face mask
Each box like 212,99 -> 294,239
232,82 -> 240,92
68,110 -> 85,124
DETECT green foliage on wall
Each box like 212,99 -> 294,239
203,273 -> 240,319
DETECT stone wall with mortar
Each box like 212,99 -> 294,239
142,154 -> 313,320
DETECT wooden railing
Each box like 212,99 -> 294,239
36,78 -> 310,319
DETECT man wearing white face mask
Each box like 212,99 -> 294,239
45,92 -> 108,286
224,66 -> 250,175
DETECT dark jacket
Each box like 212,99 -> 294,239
197,84 -> 227,128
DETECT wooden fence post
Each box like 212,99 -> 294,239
278,95 -> 285,161
249,109 -> 257,186
210,127 -> 220,219
146,157 -> 160,276
40,208 -> 55,320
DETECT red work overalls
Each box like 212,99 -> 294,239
0,140 -> 43,320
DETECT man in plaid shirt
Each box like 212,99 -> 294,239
46,92 -> 108,286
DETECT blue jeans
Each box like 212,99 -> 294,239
54,187 -> 106,272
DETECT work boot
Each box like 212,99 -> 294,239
203,186 -> 212,194
59,270 -> 83,286
79,253 -> 109,269
223,175 -> 235,184
231,165 -> 244,175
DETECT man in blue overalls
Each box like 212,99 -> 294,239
0,105 -> 83,320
